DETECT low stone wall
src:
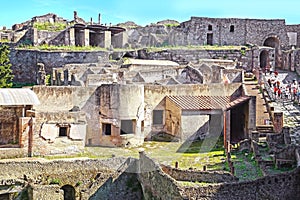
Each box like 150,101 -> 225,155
182,168 -> 300,200
0,148 -> 26,159
28,185 -> 63,200
0,157 -> 128,199
138,152 -> 300,200
161,165 -> 238,183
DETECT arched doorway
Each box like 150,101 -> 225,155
61,185 -> 75,200
263,37 -> 281,68
259,50 -> 269,70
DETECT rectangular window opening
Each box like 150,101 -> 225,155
153,110 -> 163,125
208,25 -> 212,31
120,120 -> 135,135
59,127 -> 68,137
230,25 -> 234,32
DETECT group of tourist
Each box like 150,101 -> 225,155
267,71 -> 300,103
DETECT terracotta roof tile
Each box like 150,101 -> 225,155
167,95 -> 250,111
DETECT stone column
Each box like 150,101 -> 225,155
103,31 -> 111,49
84,29 -> 90,46
36,63 -> 46,85
63,69 -> 69,86
32,28 -> 38,46
69,28 -> 75,46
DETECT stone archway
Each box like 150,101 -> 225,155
61,185 -> 75,200
263,36 -> 281,68
259,50 -> 269,70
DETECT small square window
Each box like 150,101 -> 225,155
59,127 -> 68,137
208,25 -> 212,31
102,123 -> 112,135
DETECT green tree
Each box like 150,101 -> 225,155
0,44 -> 13,87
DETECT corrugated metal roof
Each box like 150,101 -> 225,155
167,95 -> 250,111
0,88 -> 40,106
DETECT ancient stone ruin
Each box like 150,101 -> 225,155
0,11 -> 300,199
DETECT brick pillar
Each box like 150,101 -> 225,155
273,112 -> 283,133
282,126 -> 291,144
248,96 -> 256,131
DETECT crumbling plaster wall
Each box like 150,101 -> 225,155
99,84 -> 144,147
32,86 -> 100,152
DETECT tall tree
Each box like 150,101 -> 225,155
0,44 -> 13,87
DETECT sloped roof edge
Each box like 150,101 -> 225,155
0,88 -> 40,106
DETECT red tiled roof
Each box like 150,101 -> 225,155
167,95 -> 250,111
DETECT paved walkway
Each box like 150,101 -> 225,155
264,70 -> 300,145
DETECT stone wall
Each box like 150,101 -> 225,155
126,17 -> 289,48
161,165 -> 237,183
182,168 -> 300,199
0,158 -> 127,199
32,86 -> 101,152
0,106 -> 23,145
98,84 -> 145,147
0,153 -> 299,199
28,185 -> 63,200
138,152 -> 184,200
89,159 -> 143,200
138,152 -> 300,200
286,25 -> 300,47
10,49 -> 110,84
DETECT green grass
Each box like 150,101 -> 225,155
81,136 -> 227,171
18,44 -> 108,51
40,136 -> 229,172
267,166 -> 296,174
33,22 -> 67,31
231,150 -> 263,181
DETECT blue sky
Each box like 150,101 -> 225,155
1,0 -> 300,28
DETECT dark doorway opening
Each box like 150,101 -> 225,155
102,123 -> 112,135
264,37 -> 280,68
230,104 -> 247,144
208,24 -> 212,31
260,50 -> 269,70
207,33 -> 213,45
61,185 -> 75,200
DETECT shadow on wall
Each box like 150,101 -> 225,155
177,120 -> 223,154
